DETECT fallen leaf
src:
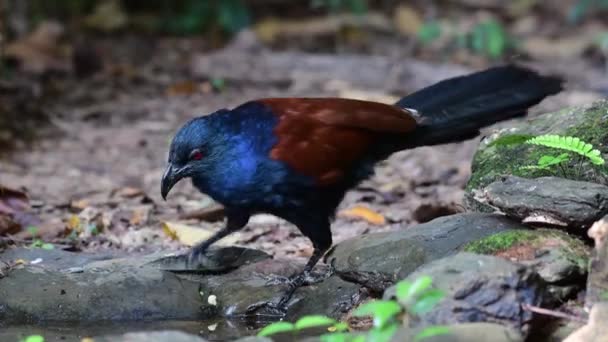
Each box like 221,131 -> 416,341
167,81 -> 202,96
4,21 -> 70,74
114,186 -> 145,198
393,4 -> 422,37
0,185 -> 37,235
67,215 -> 82,232
70,199 -> 90,210
84,0 -> 128,32
161,221 -> 239,247
338,206 -> 386,225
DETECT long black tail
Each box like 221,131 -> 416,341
396,65 -> 563,146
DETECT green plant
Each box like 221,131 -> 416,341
417,21 -> 441,45
27,226 -> 54,250
469,19 -> 509,58
22,335 -> 44,342
310,0 -> 368,15
520,135 -> 605,177
569,0 -> 608,24
257,276 -> 447,342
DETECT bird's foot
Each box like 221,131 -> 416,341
245,298 -> 289,318
263,260 -> 336,287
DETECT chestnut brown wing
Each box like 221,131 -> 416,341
258,98 -> 417,185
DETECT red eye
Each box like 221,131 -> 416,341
189,150 -> 204,161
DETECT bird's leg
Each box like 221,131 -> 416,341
247,218 -> 333,316
187,210 -> 249,267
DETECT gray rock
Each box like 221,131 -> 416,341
0,246 -> 361,323
328,213 -> 529,285
393,323 -> 524,342
466,100 -> 608,212
478,176 -> 608,229
0,246 -> 272,322
384,253 -> 546,335
98,331 -> 207,342
461,228 -> 589,303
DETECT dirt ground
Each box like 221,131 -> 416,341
0,33 -> 604,265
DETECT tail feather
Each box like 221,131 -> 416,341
396,65 -> 563,146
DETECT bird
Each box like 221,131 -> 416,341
160,65 -> 562,314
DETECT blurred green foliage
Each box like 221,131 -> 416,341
417,19 -> 512,59
569,0 -> 608,24
310,0 -> 368,15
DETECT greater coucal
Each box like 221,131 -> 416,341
161,65 -> 562,313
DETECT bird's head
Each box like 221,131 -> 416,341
161,114 -> 226,200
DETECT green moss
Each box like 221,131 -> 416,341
465,100 -> 608,210
462,229 -> 539,254
463,229 -> 590,268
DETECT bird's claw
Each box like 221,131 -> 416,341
246,299 -> 288,317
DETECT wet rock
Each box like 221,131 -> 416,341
190,258 -> 361,320
384,253 -> 546,335
462,229 -> 589,302
477,176 -> 608,229
0,246 -> 269,322
328,213 -> 529,285
393,323 -> 524,342
466,100 -> 608,212
98,331 -> 207,342
564,303 -> 608,342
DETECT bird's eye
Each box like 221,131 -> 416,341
189,149 -> 204,161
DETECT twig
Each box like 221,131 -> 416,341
522,304 -> 588,323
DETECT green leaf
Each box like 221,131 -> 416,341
537,153 -> 570,167
471,19 -> 508,58
353,300 -> 401,329
486,134 -> 535,147
41,243 -> 55,250
24,336 -> 45,342
409,289 -> 445,315
218,0 -> 251,33
257,321 -> 295,336
414,326 -> 451,341
526,135 -> 605,165
395,280 -> 412,302
295,315 -> 337,330
367,324 -> 399,342
27,226 -> 39,237
406,276 -> 433,298
417,21 -> 441,45
332,322 -> 349,332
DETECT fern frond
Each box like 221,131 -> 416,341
525,135 -> 605,165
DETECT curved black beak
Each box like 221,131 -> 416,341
161,163 -> 180,200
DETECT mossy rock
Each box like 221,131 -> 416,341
462,229 -> 590,301
465,100 -> 608,211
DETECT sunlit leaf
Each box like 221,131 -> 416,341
294,315 -> 337,330
367,324 -> 399,342
257,321 -> 295,336
395,280 -> 412,302
23,335 -> 45,342
410,289 -> 445,315
406,275 -> 433,299
353,300 -> 401,328
338,206 -> 386,225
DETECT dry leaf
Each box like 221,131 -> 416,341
0,185 -> 37,235
67,215 -> 82,232
84,0 -> 128,32
114,186 -> 144,198
167,81 -> 202,96
4,21 -> 70,74
393,5 -> 422,37
161,221 -> 239,247
338,206 -> 386,225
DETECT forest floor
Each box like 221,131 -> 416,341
0,29 -> 605,265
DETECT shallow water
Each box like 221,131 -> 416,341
1,319 -> 265,342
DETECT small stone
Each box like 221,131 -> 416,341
208,295 -> 217,306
